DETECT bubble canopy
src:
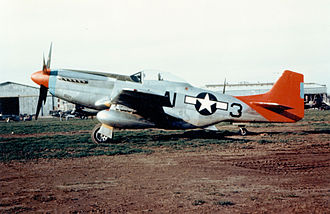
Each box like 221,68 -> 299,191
130,70 -> 188,84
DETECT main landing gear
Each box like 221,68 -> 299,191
91,124 -> 113,144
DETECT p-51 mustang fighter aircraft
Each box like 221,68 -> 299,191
32,45 -> 304,144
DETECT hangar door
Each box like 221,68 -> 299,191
0,97 -> 19,115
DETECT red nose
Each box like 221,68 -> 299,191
31,70 -> 50,88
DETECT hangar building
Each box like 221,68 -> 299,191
0,82 -> 74,117
205,82 -> 328,108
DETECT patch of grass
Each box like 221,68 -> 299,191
1,109 -> 327,163
112,129 -> 249,150
213,200 -> 235,206
0,117 -> 256,162
303,110 -> 330,122
0,134 -> 152,162
279,139 -> 288,143
0,125 -> 250,162
0,118 -> 98,135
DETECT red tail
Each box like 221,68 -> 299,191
236,70 -> 304,122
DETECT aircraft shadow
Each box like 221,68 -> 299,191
111,129 -> 245,144
152,130 -> 237,141
248,129 -> 329,136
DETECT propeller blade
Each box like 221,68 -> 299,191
42,53 -> 47,72
223,78 -> 226,94
47,43 -> 52,69
35,85 -> 48,120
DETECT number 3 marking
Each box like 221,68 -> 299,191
230,103 -> 242,118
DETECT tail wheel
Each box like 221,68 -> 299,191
239,127 -> 248,136
91,123 -> 112,144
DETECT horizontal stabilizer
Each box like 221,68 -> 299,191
252,102 -> 292,113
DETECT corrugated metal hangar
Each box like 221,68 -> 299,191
0,82 -> 73,117
205,82 -> 329,109
205,82 -> 326,96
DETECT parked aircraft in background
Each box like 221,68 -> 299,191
31,45 -> 304,143
50,104 -> 98,120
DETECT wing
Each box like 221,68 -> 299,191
112,89 -> 172,111
111,89 -> 195,129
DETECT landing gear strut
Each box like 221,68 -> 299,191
91,123 -> 112,144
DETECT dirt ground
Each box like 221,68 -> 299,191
0,123 -> 329,213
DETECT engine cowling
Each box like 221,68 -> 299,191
96,109 -> 155,129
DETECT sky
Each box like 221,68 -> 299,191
1,0 -> 330,92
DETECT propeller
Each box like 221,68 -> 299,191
47,43 -> 52,69
222,78 -> 226,94
35,43 -> 52,119
36,85 -> 48,119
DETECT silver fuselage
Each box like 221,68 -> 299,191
48,69 -> 266,129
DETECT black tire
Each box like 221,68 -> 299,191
91,124 -> 112,144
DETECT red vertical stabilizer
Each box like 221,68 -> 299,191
236,70 -> 304,122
